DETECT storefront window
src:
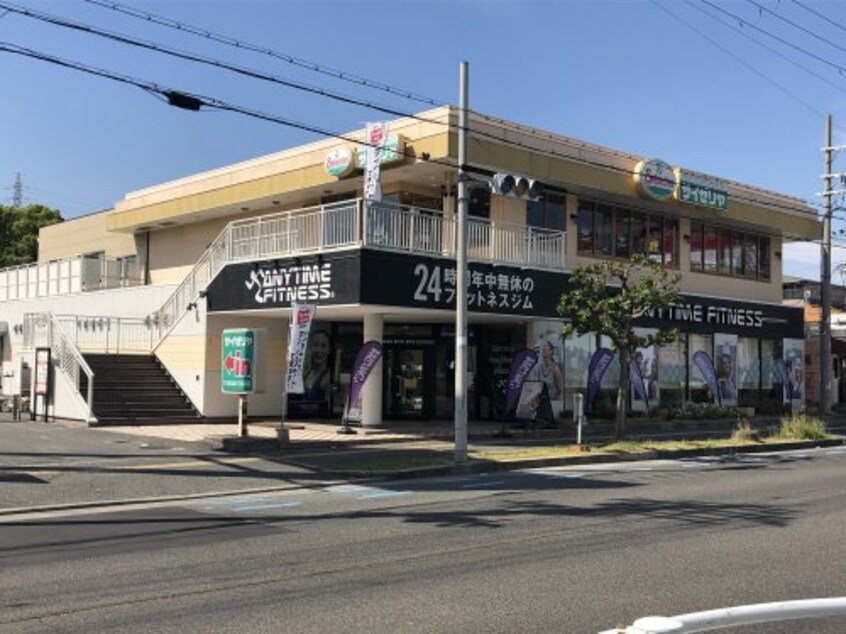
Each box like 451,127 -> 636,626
759,237 -> 771,281
732,233 -> 744,275
744,237 -> 758,278
761,338 -> 782,413
564,332 -> 595,413
615,213 -> 631,258
690,222 -> 703,272
576,198 -> 676,264
692,223 -> 771,281
577,204 -> 594,253
704,226 -> 719,272
719,229 -> 732,273
596,204 -> 613,255
663,220 -> 678,267
527,193 -> 565,231
658,339 -> 686,409
737,337 -> 759,407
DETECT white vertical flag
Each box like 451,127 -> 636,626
363,121 -> 387,204
286,303 -> 316,394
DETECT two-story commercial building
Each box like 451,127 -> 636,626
0,106 -> 820,426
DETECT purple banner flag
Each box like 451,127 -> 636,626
693,350 -> 721,407
587,347 -> 615,408
505,349 -> 539,416
344,340 -> 383,422
629,358 -> 649,410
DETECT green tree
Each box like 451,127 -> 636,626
558,254 -> 681,439
0,204 -> 63,267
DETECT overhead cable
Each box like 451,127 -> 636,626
81,0 -> 445,107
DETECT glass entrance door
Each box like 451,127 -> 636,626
385,347 -> 426,418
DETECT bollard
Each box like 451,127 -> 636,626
574,392 -> 585,446
12,395 -> 20,421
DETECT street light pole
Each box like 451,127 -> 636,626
455,61 -> 469,463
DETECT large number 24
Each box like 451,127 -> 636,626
413,263 -> 442,302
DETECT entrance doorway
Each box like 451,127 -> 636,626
384,347 -> 434,419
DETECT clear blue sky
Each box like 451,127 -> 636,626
3,0 -> 846,280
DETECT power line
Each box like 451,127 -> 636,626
789,0 -> 846,36
685,0 -> 846,95
746,0 -> 846,57
653,0 -> 826,118
699,0 -> 846,75
0,41 -> 459,171
81,0 -> 445,108
0,2 -> 448,126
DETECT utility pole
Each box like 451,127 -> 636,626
821,115 -> 833,414
454,61 -> 469,463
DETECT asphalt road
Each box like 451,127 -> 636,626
2,446 -> 845,633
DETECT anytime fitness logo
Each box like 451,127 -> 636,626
245,263 -> 334,304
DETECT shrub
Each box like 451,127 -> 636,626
776,414 -> 829,440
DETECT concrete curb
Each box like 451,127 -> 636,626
254,437 -> 846,480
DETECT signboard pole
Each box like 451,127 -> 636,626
238,395 -> 248,438
34,348 -> 51,423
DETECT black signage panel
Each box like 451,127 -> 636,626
360,250 -> 570,318
205,247 -> 803,339
206,252 -> 361,312
638,294 -> 803,339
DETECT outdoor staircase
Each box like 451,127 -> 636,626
81,353 -> 200,425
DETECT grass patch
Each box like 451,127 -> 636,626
774,414 -> 830,441
471,445 -> 584,462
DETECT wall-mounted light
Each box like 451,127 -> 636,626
186,301 -> 197,311
198,289 -> 208,299
683,234 -> 691,243
774,250 -> 782,259
569,213 -> 579,221
440,184 -> 457,197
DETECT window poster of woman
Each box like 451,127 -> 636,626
289,323 -> 332,418
631,329 -> 658,413
529,321 -> 565,419
714,333 -> 738,407
783,338 -> 805,408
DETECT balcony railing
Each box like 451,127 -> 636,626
0,255 -> 142,302
151,199 -> 567,344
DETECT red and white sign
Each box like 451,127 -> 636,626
34,348 -> 50,396
286,303 -> 316,394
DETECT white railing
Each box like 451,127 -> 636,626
23,313 -> 95,422
0,254 -> 143,302
53,315 -> 158,353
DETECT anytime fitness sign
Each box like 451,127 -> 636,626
206,254 -> 360,312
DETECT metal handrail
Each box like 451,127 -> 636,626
23,313 -> 95,423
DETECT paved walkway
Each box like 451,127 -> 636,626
93,420 -> 432,445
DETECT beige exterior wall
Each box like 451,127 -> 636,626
39,211 -> 138,262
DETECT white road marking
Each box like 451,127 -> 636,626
233,501 -> 302,512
